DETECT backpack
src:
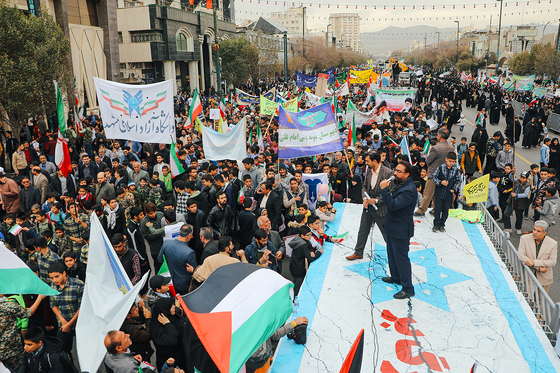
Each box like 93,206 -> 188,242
42,337 -> 80,373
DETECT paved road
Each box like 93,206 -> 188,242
449,102 -> 560,304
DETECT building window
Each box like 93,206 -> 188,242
130,31 -> 162,43
176,29 -> 194,51
120,63 -> 127,69
118,32 -> 123,43
177,33 -> 188,51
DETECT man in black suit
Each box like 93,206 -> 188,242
379,161 -> 418,299
254,181 -> 283,231
346,152 -> 393,261
19,176 -> 42,211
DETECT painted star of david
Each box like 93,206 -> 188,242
345,244 -> 471,311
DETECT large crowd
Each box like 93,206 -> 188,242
1,66 -> 560,373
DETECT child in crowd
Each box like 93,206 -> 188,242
147,275 -> 171,308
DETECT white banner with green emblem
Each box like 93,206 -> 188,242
94,77 -> 175,143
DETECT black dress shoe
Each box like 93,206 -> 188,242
393,290 -> 415,299
382,276 -> 400,284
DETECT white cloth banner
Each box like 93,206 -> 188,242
200,117 -> 247,160
164,222 -> 182,241
76,213 -> 148,373
302,173 -> 330,211
94,77 -> 175,144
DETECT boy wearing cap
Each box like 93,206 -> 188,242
487,171 -> 501,220
147,275 -> 171,308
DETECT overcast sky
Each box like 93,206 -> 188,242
233,0 -> 560,38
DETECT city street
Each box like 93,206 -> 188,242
449,100 -> 560,304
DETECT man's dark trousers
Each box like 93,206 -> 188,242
354,207 -> 386,256
386,235 -> 413,294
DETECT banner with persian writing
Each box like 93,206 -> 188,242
94,77 -> 175,143
278,103 -> 343,158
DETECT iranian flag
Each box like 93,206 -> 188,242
54,81 -> 72,177
0,242 -> 59,296
348,114 -> 357,147
256,123 -> 265,153
178,263 -> 293,373
169,141 -> 185,179
157,255 -> 176,296
423,139 -> 431,156
187,88 -> 203,129
384,135 -> 398,148
219,98 -> 227,119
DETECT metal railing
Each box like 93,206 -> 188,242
476,203 -> 560,346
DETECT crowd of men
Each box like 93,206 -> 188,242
1,68 -> 559,373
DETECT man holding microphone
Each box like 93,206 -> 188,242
379,162 -> 418,299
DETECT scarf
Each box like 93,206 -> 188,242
388,176 -> 412,194
104,203 -> 119,230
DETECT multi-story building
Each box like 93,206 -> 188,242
269,6 -> 307,37
9,0 -> 120,108
503,26 -> 537,54
328,13 -> 360,52
117,0 -> 236,94
236,17 -> 294,78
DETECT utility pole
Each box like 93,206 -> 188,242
213,0 -> 221,96
454,20 -> 460,62
496,0 -> 503,75
284,31 -> 288,82
302,7 -> 306,58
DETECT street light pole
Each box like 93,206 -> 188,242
284,31 -> 288,82
213,0 -> 221,96
556,19 -> 560,53
495,0 -> 503,75
454,21 -> 460,62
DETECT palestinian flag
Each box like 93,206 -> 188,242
0,242 -> 59,295
348,115 -> 357,148
219,98 -> 227,119
178,263 -> 293,373
169,141 -> 185,179
423,139 -> 431,156
187,88 -> 203,129
206,0 -> 212,9
339,329 -> 364,373
157,255 -> 176,297
54,81 -> 72,177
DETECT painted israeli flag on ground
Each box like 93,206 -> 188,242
273,203 -> 560,372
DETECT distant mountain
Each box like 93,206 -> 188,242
361,25 -> 456,59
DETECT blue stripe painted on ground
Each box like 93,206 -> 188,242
271,202 -> 347,373
463,222 -> 556,373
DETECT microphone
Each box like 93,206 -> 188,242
387,176 -> 395,182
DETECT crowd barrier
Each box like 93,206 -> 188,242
476,203 -> 560,348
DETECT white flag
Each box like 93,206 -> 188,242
76,213 -> 148,373
200,117 -> 247,161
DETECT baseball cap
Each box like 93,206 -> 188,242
520,171 -> 530,178
149,275 -> 171,291
0,167 -> 5,177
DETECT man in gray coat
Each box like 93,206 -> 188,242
96,172 -> 116,201
347,152 -> 393,260
415,129 -> 455,216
